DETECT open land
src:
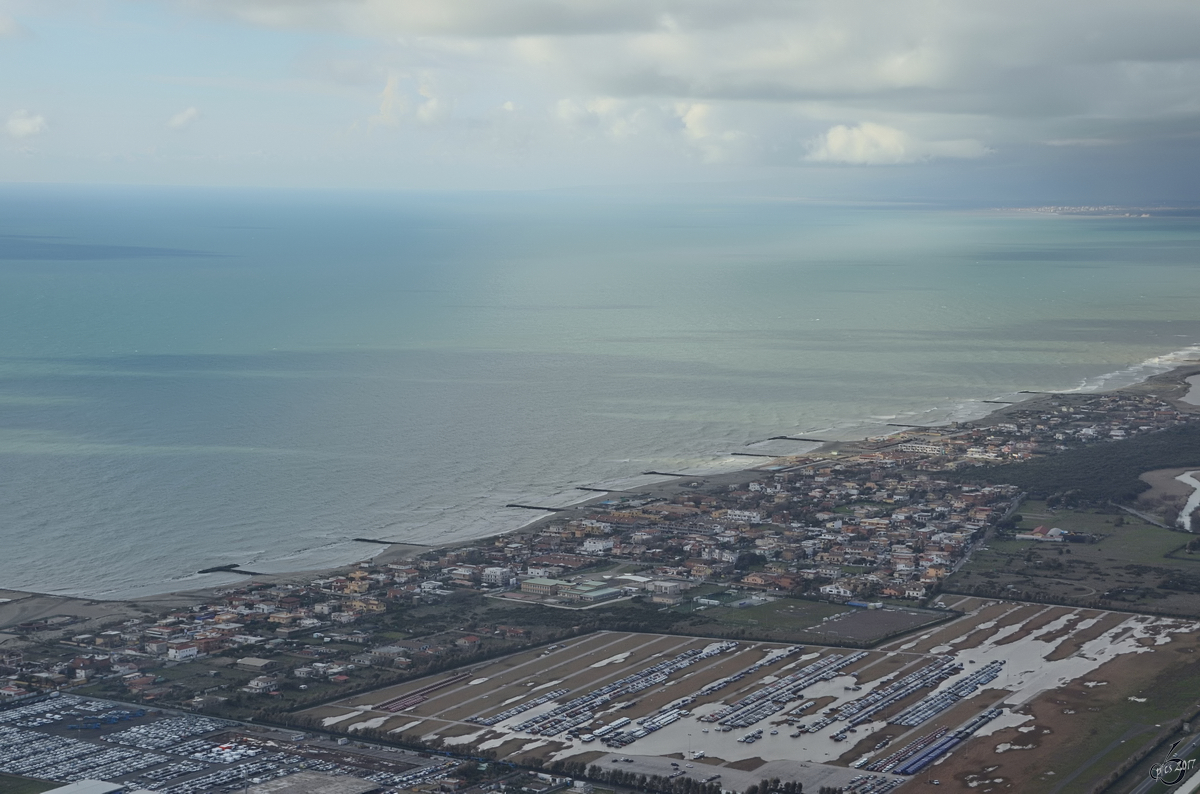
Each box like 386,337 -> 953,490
946,500 -> 1200,614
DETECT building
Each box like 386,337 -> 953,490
819,583 -> 854,599
482,567 -> 516,586
520,577 -> 568,596
243,675 -> 278,694
45,782 -> 155,794
897,442 -> 947,455
1015,525 -> 1068,542
574,587 -> 622,604
648,580 -> 683,596
236,657 -> 278,673
581,538 -> 614,555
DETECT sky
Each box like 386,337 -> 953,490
2,0 -> 1200,201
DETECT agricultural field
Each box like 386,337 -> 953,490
946,501 -> 1200,614
297,604 -> 1200,794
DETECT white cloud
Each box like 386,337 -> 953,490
414,81 -> 448,124
369,75 -> 405,127
193,0 -> 1200,151
360,73 -> 451,129
167,107 -> 201,129
806,123 -> 986,165
0,13 -> 29,38
674,102 -> 748,163
6,110 -> 46,139
807,123 -> 912,165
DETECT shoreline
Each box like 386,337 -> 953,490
4,359 -> 1199,614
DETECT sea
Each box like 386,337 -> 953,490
1,184 -> 1199,599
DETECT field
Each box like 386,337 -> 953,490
296,605 -> 1200,794
946,501 -> 1200,614
0,773 -> 57,794
679,595 -> 947,646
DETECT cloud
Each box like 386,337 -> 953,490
369,75 -> 404,127
186,0 -> 675,37
59,0 -> 1200,185
361,73 -> 451,129
167,107 -> 201,129
194,1 -> 1200,135
674,102 -> 748,163
6,110 -> 46,139
808,123 -> 912,165
414,81 -> 449,124
807,123 -> 987,165
0,13 -> 29,38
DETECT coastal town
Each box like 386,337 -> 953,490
2,373 -> 1199,794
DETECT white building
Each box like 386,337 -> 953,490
649,580 -> 683,595
582,538 -> 614,555
482,567 -> 516,586
166,644 -> 198,662
897,442 -> 946,455
243,675 -> 277,694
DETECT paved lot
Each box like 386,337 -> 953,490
0,694 -> 449,793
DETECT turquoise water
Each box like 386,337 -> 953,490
2,186 -> 1199,597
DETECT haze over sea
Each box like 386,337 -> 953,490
2,185 -> 1199,598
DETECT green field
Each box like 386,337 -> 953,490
696,597 -> 850,631
0,773 -> 57,794
947,500 -> 1200,614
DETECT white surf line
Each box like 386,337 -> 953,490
1175,470 -> 1200,529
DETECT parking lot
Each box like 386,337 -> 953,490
0,694 -> 451,792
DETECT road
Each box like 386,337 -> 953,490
1130,730 -> 1200,794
